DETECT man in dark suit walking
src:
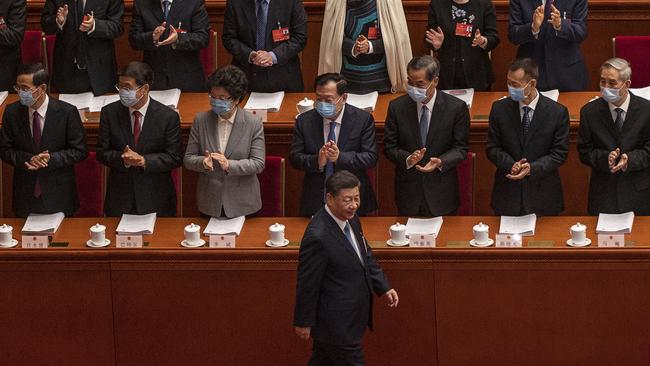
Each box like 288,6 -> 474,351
508,0 -> 588,91
222,0 -> 307,92
290,73 -> 378,217
0,0 -> 26,92
41,0 -> 124,95
578,58 -> 650,215
129,0 -> 210,92
486,58 -> 569,216
384,55 -> 470,217
294,170 -> 398,366
96,61 -> 182,217
0,63 -> 88,217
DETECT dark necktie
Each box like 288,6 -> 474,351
75,0 -> 87,69
419,105 -> 429,148
162,0 -> 171,21
614,107 -> 624,132
256,0 -> 268,50
133,111 -> 142,146
344,222 -> 363,262
522,106 -> 532,140
325,121 -> 336,178
32,111 -> 42,197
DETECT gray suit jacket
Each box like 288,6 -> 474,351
183,107 -> 266,217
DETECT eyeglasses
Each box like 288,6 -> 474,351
115,84 -> 145,92
13,85 -> 37,93
208,93 -> 233,101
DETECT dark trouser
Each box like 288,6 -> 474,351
308,341 -> 365,366
411,200 -> 457,217
16,196 -> 48,218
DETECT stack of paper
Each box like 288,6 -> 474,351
630,86 -> 650,101
0,91 -> 8,106
22,212 -> 65,234
540,89 -> 560,102
442,88 -> 475,107
203,216 -> 246,235
116,213 -> 157,234
90,95 -> 120,112
405,217 -> 443,237
150,89 -> 181,108
596,212 -> 635,234
346,92 -> 379,112
244,91 -> 285,112
499,214 -> 537,236
59,92 -> 95,109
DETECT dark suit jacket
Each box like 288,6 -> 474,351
578,93 -> 650,215
129,0 -> 209,92
293,208 -> 391,346
0,98 -> 88,217
96,98 -> 182,217
289,105 -> 378,217
222,0 -> 307,92
383,92 -> 470,216
508,0 -> 588,91
427,0 -> 499,91
42,0 -> 124,95
486,94 -> 569,215
0,0 -> 26,91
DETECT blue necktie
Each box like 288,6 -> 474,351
162,0 -> 171,21
344,222 -> 362,262
325,121 -> 336,178
522,106 -> 532,139
256,0 -> 268,50
614,107 -> 624,132
419,105 -> 429,147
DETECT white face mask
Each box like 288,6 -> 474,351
407,83 -> 431,103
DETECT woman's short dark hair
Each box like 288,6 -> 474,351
326,170 -> 360,197
407,55 -> 440,81
118,61 -> 154,86
508,58 -> 539,80
17,63 -> 49,87
314,73 -> 348,95
206,65 -> 248,102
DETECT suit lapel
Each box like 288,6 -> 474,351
166,0 -> 184,27
524,95 -> 548,146
324,212 -> 365,268
426,92 -> 446,148
311,112 -> 325,148
245,0 -> 258,47
336,106 -> 353,151
621,93 -> 639,136
595,98 -> 618,140
205,111 -> 220,153
120,104 -> 135,149
18,105 -> 33,151
137,100 -> 159,151
510,99 -> 524,148
40,100 -> 62,152
151,0 -> 164,24
404,98 -> 421,147
224,108 -> 246,158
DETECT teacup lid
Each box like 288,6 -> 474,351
473,222 -> 488,230
185,223 -> 199,230
571,222 -> 586,230
91,223 -> 105,230
390,222 -> 405,230
0,223 -> 11,232
270,222 -> 284,230
298,97 -> 314,106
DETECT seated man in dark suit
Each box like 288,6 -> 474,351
0,0 -> 26,92
290,73 -> 378,217
41,0 -> 124,95
486,58 -> 570,216
96,61 -> 182,217
222,0 -> 307,92
0,63 -> 88,217
384,55 -> 470,217
129,0 -> 210,91
578,58 -> 650,215
294,170 -> 398,365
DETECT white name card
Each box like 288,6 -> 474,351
247,109 -> 268,122
21,235 -> 49,248
209,234 -> 236,248
495,234 -> 523,248
597,234 -> 625,248
410,234 -> 436,248
116,235 -> 143,248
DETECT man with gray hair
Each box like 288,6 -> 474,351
384,55 -> 470,216
578,57 -> 650,215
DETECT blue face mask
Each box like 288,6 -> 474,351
316,97 -> 342,119
508,81 -> 530,102
18,88 -> 39,107
210,97 -> 233,116
407,84 -> 430,103
119,87 -> 143,107
601,86 -> 623,103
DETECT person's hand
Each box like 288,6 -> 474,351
253,51 -> 274,67
507,162 -> 531,180
27,150 -> 50,170
156,24 -> 178,46
79,11 -> 95,32
121,145 -> 144,167
415,157 -> 442,173
211,152 -> 229,172
610,153 -> 628,173
354,35 -> 370,55
152,22 -> 167,43
295,326 -> 311,340
324,142 -> 339,163
471,28 -> 487,48
407,148 -> 426,167
548,4 -> 562,30
510,158 -> 527,175
56,5 -> 69,26
532,5 -> 545,33
202,150 -> 214,171
608,148 -> 621,169
318,143 -> 329,169
425,27 -> 444,50
384,289 -> 399,308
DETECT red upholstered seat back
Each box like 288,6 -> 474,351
257,156 -> 285,217
199,30 -> 217,77
613,36 -> 650,88
44,35 -> 56,78
75,152 -> 104,217
21,31 -> 43,65
457,152 -> 475,216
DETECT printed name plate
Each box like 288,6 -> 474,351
410,234 -> 436,248
116,235 -> 143,248
209,234 -> 236,248
597,234 -> 625,248
21,235 -> 49,248
495,234 -> 523,248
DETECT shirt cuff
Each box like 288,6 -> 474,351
406,156 -> 415,170
351,44 -> 359,58
57,19 -> 66,30
87,20 -> 96,34
270,51 -> 278,64
368,41 -> 374,54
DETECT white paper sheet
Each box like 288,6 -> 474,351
203,216 -> 246,235
405,217 -> 443,236
346,92 -> 379,112
499,214 -> 537,236
243,92 -> 285,112
596,212 -> 635,234
89,94 -> 120,112
22,212 -> 65,234
59,92 -> 94,109
540,89 -> 560,102
442,88 -> 475,107
630,86 -> 650,101
116,213 -> 157,234
150,89 -> 181,108
0,91 -> 8,106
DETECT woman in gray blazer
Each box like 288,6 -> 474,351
184,65 -> 266,217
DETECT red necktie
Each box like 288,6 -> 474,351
32,111 -> 42,197
133,111 -> 141,146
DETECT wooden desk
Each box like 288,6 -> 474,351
0,217 -> 648,365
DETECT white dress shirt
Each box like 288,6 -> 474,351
324,204 -> 363,262
519,88 -> 540,122
28,95 -> 50,136
217,109 -> 237,152
128,97 -> 151,134
608,91 -> 630,125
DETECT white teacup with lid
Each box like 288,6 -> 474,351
388,222 -> 407,245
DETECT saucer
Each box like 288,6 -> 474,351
86,239 -> 111,248
266,239 -> 289,248
0,239 -> 18,248
386,239 -> 409,247
470,238 -> 494,247
567,238 -> 591,247
181,239 -> 206,248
